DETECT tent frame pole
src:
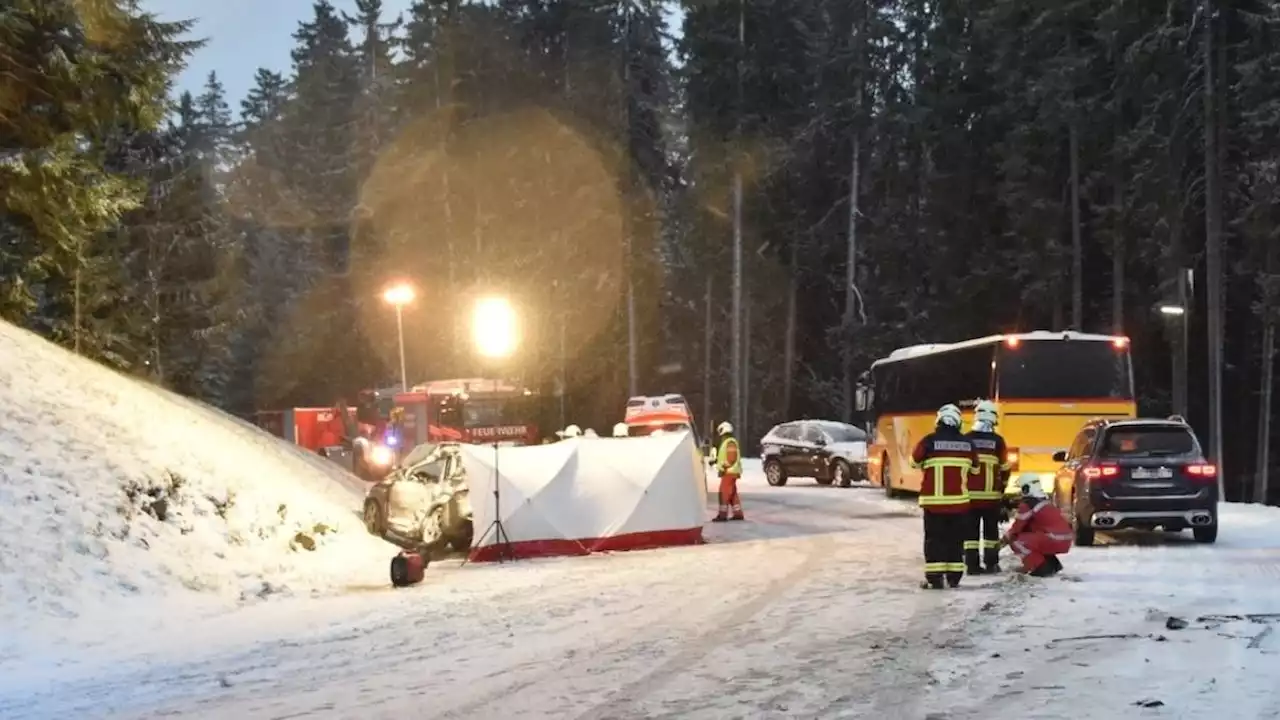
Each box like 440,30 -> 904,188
461,380 -> 517,564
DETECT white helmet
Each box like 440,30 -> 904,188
975,399 -> 1000,427
562,424 -> 582,438
1019,474 -> 1047,500
716,421 -> 734,436
583,428 -> 598,438
612,422 -> 628,437
936,404 -> 962,428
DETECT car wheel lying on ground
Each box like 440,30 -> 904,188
759,419 -> 869,487
1051,416 -> 1219,546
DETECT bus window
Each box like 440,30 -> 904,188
997,341 -> 1132,400
885,344 -> 994,414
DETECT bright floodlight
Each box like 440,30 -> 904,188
1159,304 -> 1186,316
473,296 -> 517,358
383,283 -> 415,306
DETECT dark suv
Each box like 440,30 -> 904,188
1051,417 -> 1218,546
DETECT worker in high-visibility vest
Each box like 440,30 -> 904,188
712,421 -> 744,522
910,404 -> 978,589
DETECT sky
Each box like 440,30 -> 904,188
144,1 -> 683,117
143,0 -> 415,110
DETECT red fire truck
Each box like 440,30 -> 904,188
391,378 -> 540,447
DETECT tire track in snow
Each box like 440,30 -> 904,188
418,534 -> 825,720
569,531 -> 836,720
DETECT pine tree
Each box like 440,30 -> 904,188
0,0 -> 199,366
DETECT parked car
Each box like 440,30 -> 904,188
760,420 -> 869,488
363,442 -> 474,554
1051,416 -> 1218,546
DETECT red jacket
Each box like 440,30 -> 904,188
910,429 -> 977,514
964,429 -> 1009,506
1006,499 -> 1072,541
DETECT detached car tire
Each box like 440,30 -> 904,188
764,459 -> 788,487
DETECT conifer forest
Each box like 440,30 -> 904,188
2,0 -> 1278,502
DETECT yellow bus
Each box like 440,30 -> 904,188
856,331 -> 1136,505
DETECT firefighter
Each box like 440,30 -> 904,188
964,400 -> 1010,574
1000,475 -> 1072,576
712,421 -> 744,522
910,404 -> 978,589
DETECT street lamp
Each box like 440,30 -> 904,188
1158,269 -> 1193,419
382,282 -> 415,390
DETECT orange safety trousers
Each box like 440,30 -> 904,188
718,473 -> 743,519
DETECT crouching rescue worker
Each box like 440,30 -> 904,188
911,404 -> 977,589
1000,475 -> 1072,576
712,421 -> 744,522
965,400 -> 1010,574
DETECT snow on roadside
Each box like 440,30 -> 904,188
924,502 -> 1280,719
0,321 -> 394,661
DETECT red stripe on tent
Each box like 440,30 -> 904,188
467,526 -> 705,563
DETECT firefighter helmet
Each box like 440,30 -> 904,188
561,424 -> 583,438
716,421 -> 734,436
936,404 -> 962,428
1019,474 -> 1047,500
612,422 -> 629,437
975,399 -> 1000,427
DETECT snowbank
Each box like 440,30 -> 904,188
0,322 -> 393,657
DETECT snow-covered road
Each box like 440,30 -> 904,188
4,463 -> 1279,719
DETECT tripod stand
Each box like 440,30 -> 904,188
462,430 -> 517,565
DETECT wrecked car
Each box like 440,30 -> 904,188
363,442 -> 473,554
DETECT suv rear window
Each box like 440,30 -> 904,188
1100,426 -> 1199,458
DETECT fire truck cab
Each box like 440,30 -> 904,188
393,378 -> 539,447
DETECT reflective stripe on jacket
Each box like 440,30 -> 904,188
965,430 -> 1010,502
910,429 -> 977,513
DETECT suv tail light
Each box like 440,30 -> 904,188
1083,464 -> 1120,482
1005,448 -> 1020,471
1186,464 -> 1217,481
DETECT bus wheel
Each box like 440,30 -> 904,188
881,457 -> 897,498
764,459 -> 788,487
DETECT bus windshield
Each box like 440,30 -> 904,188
997,340 -> 1132,400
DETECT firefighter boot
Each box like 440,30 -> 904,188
921,575 -> 945,590
711,515 -> 728,522
965,550 -> 984,575
984,548 -> 1001,574
946,571 -> 963,588
1029,559 -> 1056,577
1045,555 -> 1063,575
